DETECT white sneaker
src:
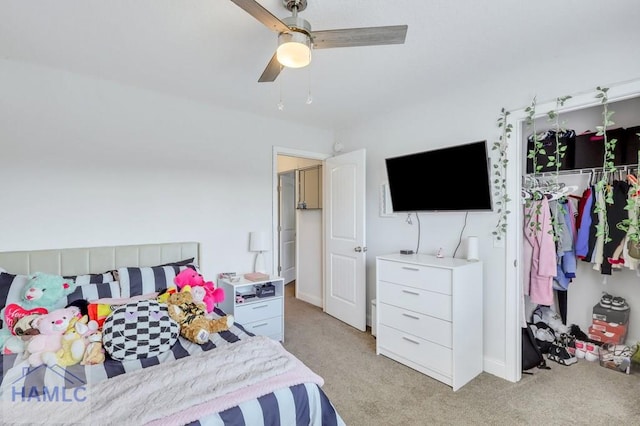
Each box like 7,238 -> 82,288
585,342 -> 599,362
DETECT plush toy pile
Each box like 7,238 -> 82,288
172,268 -> 225,313
0,269 -> 232,367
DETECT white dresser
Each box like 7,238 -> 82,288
218,275 -> 285,342
375,253 -> 483,391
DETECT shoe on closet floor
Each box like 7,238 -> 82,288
585,342 -> 600,362
599,293 -> 613,309
611,296 -> 629,311
574,340 -> 587,359
547,344 -> 578,366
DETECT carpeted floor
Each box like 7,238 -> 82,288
281,284 -> 640,426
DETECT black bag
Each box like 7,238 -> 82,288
522,323 -> 549,373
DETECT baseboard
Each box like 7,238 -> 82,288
297,292 -> 322,308
483,357 -> 515,382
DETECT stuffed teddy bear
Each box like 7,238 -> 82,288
173,269 -> 224,313
81,331 -> 105,365
166,290 -> 233,345
0,304 -> 48,354
27,306 -> 81,366
42,315 -> 99,367
43,316 -> 84,367
20,272 -> 77,311
173,268 -> 204,287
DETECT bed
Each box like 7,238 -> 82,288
0,242 -> 344,425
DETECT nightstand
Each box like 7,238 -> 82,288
217,274 -> 285,342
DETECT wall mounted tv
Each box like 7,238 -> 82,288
385,140 -> 493,212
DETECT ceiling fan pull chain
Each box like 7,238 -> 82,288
306,62 -> 313,105
278,79 -> 285,111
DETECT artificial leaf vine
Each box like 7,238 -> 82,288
524,97 -> 543,238
547,95 -> 572,242
492,108 -> 512,241
593,86 -> 617,244
616,132 -> 640,256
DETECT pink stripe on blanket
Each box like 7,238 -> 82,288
146,361 -> 324,426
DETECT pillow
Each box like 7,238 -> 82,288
117,265 -> 197,298
155,258 -> 196,267
64,272 -> 115,286
65,281 -> 121,306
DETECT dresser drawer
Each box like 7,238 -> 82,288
235,298 -> 282,324
378,260 -> 451,294
378,324 -> 452,377
379,282 -> 452,320
242,316 -> 282,338
379,302 -> 452,348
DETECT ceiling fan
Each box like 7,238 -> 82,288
230,0 -> 408,82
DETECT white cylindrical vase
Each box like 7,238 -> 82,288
467,236 -> 479,262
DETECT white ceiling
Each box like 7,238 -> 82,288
1,0 -> 639,130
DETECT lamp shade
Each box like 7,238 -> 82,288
250,231 -> 269,252
276,32 -> 311,68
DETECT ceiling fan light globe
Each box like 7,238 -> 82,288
277,32 -> 311,68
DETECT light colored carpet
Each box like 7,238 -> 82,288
281,284 -> 640,426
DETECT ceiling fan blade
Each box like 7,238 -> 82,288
230,0 -> 290,33
311,25 -> 408,49
258,52 -> 284,82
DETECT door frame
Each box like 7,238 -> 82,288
504,79 -> 640,383
272,147 -> 331,292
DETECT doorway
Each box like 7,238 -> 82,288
273,148 -> 326,308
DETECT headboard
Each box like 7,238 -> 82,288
0,242 -> 199,276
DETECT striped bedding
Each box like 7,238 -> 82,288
0,308 -> 344,425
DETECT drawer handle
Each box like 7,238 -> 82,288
402,289 -> 419,296
401,266 -> 420,271
402,336 -> 420,345
252,322 -> 269,328
402,313 -> 420,320
252,304 -> 269,309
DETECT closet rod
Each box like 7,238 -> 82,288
528,165 -> 637,178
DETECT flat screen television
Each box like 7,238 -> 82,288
385,140 -> 493,212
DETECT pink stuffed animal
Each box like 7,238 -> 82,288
27,307 -> 81,366
174,269 -> 204,288
173,269 -> 224,313
201,281 -> 225,313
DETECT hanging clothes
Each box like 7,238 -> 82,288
600,180 -> 629,275
552,198 -> 577,290
574,186 -> 593,259
523,197 -> 556,306
620,175 -> 640,270
585,185 -> 601,265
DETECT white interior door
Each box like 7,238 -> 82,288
278,172 -> 296,284
324,149 -> 366,331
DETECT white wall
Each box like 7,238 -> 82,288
0,59 -> 333,280
336,45 -> 640,379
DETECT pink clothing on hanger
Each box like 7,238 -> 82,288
523,197 -> 556,306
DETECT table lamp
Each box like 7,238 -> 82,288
249,231 -> 269,274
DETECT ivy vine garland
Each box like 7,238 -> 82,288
492,108 -> 511,241
593,86 -> 617,245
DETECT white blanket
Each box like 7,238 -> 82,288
1,335 -> 324,425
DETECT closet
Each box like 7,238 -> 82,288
521,96 -> 640,344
